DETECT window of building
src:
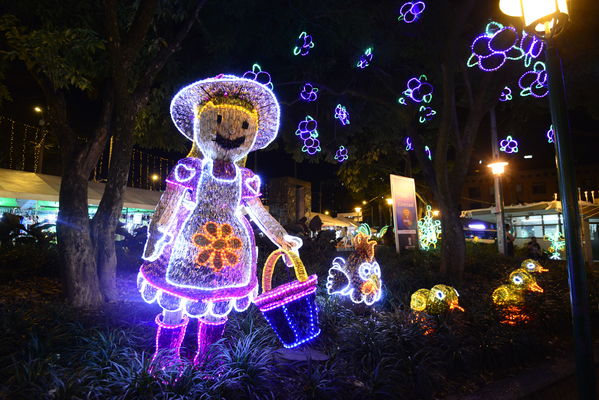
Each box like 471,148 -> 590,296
532,182 -> 546,194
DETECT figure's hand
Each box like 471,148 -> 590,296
279,234 -> 303,253
143,227 -> 173,262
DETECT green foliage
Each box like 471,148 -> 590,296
0,14 -> 105,91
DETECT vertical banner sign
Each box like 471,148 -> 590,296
390,174 -> 418,253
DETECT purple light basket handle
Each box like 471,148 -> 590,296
261,249 -> 309,293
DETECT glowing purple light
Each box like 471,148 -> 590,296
405,137 -> 413,151
357,47 -> 373,69
242,63 -> 273,90
335,146 -> 349,162
254,275 -> 321,349
295,115 -> 318,140
467,21 -> 523,72
398,1 -> 426,23
398,74 -> 433,104
293,32 -> 315,56
499,86 -> 512,102
519,61 -> 548,98
418,105 -> 436,123
546,125 -> 554,144
334,104 -> 350,126
520,31 -> 544,68
300,83 -> 319,102
499,135 -> 519,154
302,137 -> 321,155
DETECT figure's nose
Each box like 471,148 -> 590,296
529,282 -> 543,293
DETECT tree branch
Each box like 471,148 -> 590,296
124,0 -> 159,60
134,0 -> 208,98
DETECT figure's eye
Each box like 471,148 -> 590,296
241,121 -> 249,129
513,275 -> 524,285
526,262 -> 535,270
358,263 -> 371,280
434,290 -> 445,300
217,115 -> 222,124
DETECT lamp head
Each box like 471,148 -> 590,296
488,161 -> 508,176
499,0 -> 569,39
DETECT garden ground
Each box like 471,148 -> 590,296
1,241 -> 598,399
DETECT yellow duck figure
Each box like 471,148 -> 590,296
410,284 -> 464,315
520,258 -> 548,273
492,269 -> 543,325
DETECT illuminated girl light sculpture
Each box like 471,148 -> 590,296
138,73 -> 301,372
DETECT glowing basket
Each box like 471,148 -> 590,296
254,249 -> 320,348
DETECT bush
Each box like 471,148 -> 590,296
0,243 -> 60,280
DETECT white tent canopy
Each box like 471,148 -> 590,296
307,211 -> 358,228
0,168 -> 161,211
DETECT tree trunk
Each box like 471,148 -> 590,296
439,202 -> 466,282
57,166 -> 104,307
92,111 -> 137,302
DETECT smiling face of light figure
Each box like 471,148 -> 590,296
195,100 -> 259,162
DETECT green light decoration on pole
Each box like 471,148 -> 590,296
418,205 -> 441,250
544,230 -> 565,260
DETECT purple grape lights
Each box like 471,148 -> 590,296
293,32 -> 315,56
242,63 -> 273,90
357,47 -> 373,69
295,116 -> 321,155
519,61 -> 548,98
520,31 -> 544,68
467,21 -> 524,72
499,135 -> 519,154
334,104 -> 350,126
335,146 -> 349,162
418,106 -> 436,123
398,74 -> 434,105
499,86 -> 512,102
405,137 -> 413,151
546,125 -> 554,144
300,83 -> 319,102
398,1 -> 426,23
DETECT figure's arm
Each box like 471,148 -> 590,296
142,184 -> 190,261
244,197 -> 302,252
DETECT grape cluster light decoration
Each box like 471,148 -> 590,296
499,135 -> 519,154
334,146 -> 349,162
357,47 -> 373,69
424,146 -> 432,160
398,74 -> 433,104
139,73 -> 308,373
334,104 -> 350,126
397,1 -> 426,23
293,32 -> 315,56
519,61 -> 548,98
418,205 -> 441,250
405,137 -> 413,151
299,83 -> 319,102
520,30 -> 544,68
467,21 -> 523,72
546,125 -> 554,144
418,106 -> 436,123
499,86 -> 512,102
242,64 -> 273,90
295,115 -> 321,155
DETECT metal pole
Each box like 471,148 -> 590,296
545,43 -> 597,400
490,107 -> 507,255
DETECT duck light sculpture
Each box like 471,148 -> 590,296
520,258 -> 548,274
410,284 -> 464,315
492,268 -> 543,325
326,227 -> 382,306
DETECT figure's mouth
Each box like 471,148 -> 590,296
214,132 -> 245,149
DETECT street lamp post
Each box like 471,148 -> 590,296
488,161 -> 508,255
500,1 -> 596,398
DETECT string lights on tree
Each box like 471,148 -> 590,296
546,125 -> 554,143
356,47 -> 373,69
467,21 -> 523,72
295,115 -> 321,156
299,82 -> 319,102
398,74 -> 434,104
397,1 -> 426,23
334,104 -> 350,126
499,86 -> 513,102
499,135 -> 519,154
293,32 -> 315,56
334,146 -> 349,162
544,230 -> 565,260
518,61 -> 548,98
